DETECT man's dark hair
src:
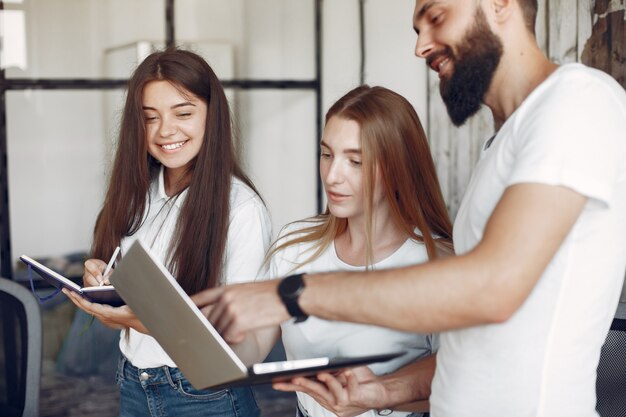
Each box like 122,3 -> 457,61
518,0 -> 538,35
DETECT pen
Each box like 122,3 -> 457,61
100,246 -> 121,286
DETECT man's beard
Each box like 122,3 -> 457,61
438,8 -> 503,126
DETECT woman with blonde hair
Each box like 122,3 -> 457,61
268,85 -> 453,417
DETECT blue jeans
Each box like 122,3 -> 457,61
116,355 -> 260,417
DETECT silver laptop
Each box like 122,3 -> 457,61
109,240 -> 405,390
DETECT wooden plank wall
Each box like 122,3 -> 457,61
426,0 -> 625,220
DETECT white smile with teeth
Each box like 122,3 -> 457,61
438,58 -> 449,71
161,141 -> 186,150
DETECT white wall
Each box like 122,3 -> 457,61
4,0 -> 427,268
325,0 -> 427,129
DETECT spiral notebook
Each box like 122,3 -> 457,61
19,254 -> 124,306
109,240 -> 405,389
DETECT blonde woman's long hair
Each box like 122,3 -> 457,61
267,85 -> 453,271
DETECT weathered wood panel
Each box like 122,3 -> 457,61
578,0 -> 594,59
426,71 -> 491,220
549,0 -> 580,63
581,0 -> 626,89
536,0 -> 549,53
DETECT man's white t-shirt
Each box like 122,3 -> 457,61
119,168 -> 272,368
430,64 -> 626,417
274,223 -> 438,417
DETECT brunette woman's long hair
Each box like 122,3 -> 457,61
268,85 -> 453,270
92,48 -> 260,294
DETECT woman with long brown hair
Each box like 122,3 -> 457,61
64,48 -> 271,416
267,85 -> 453,417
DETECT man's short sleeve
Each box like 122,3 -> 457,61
507,68 -> 626,208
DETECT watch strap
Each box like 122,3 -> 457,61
279,273 -> 308,322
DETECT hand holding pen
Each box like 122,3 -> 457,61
99,246 -> 121,286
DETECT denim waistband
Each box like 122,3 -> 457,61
117,355 -> 190,387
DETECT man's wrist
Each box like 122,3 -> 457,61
277,273 -> 308,322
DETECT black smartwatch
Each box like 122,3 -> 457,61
277,273 -> 308,323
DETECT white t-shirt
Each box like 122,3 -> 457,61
119,167 -> 272,368
274,223 -> 438,417
430,64 -> 626,417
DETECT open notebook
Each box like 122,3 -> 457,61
19,255 -> 124,306
109,240 -> 405,389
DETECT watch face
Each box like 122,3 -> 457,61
280,275 -> 303,297
279,274 -> 308,321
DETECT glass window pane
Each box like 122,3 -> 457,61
233,90 -> 318,234
2,0 -> 165,79
6,90 -> 122,271
175,0 -> 316,80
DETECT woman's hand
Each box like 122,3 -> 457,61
62,289 -> 149,334
83,258 -> 109,287
273,366 -> 388,417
